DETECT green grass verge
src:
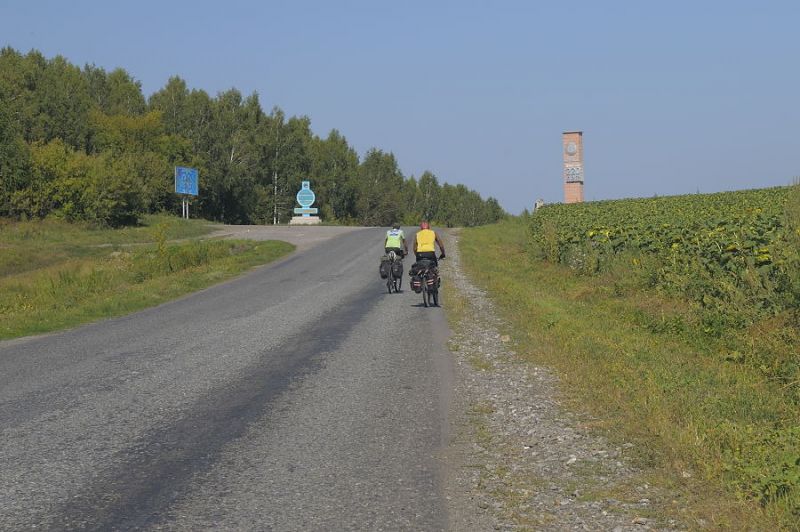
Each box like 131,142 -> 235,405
0,213 -> 219,278
458,218 -> 798,529
0,216 -> 294,339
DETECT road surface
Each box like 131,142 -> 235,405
0,227 -> 453,530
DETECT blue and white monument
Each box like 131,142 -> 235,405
289,180 -> 321,225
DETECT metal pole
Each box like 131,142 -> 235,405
273,169 -> 278,225
273,141 -> 280,225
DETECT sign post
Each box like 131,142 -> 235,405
175,167 -> 199,219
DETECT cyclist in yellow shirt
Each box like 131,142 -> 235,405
412,220 -> 445,265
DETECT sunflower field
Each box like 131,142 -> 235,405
528,186 -> 800,327
526,186 -> 800,515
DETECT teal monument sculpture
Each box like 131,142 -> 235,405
289,180 -> 321,225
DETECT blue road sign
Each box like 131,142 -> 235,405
175,167 -> 199,196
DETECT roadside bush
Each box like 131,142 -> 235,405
131,240 -> 241,281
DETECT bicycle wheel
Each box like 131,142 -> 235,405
387,272 -> 393,293
432,287 -> 439,306
422,283 -> 429,307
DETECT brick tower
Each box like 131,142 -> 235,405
563,131 -> 584,203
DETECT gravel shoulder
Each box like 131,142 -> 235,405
440,230 -> 680,531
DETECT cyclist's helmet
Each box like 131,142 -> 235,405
393,223 -> 401,229
420,220 -> 430,230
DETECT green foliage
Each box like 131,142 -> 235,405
717,422 -> 800,514
307,129 -> 359,222
529,187 -> 798,326
30,54 -> 92,149
461,218 -> 800,526
1,46 -> 504,227
0,101 -> 31,216
774,183 -> 800,311
525,186 -> 800,517
356,148 -> 404,226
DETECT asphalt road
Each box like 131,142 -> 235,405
0,227 -> 453,531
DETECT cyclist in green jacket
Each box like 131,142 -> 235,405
384,223 -> 408,258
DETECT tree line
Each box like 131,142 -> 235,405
0,47 -> 505,227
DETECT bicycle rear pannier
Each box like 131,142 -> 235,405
409,261 -> 425,276
379,258 -> 391,279
411,275 -> 423,293
391,261 -> 403,278
425,270 -> 438,289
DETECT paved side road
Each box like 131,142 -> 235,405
0,227 -> 453,530
207,224 -> 365,252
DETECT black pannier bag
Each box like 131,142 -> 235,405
410,261 -> 428,293
379,256 -> 391,279
425,269 -> 437,288
411,275 -> 423,293
391,261 -> 403,278
409,260 -> 428,277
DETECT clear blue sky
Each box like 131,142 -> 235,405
2,0 -> 798,213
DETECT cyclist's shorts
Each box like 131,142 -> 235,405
385,247 -> 405,258
415,251 -> 437,266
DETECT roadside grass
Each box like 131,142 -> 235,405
458,218 -> 797,529
0,216 -> 294,339
0,214 -> 217,278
